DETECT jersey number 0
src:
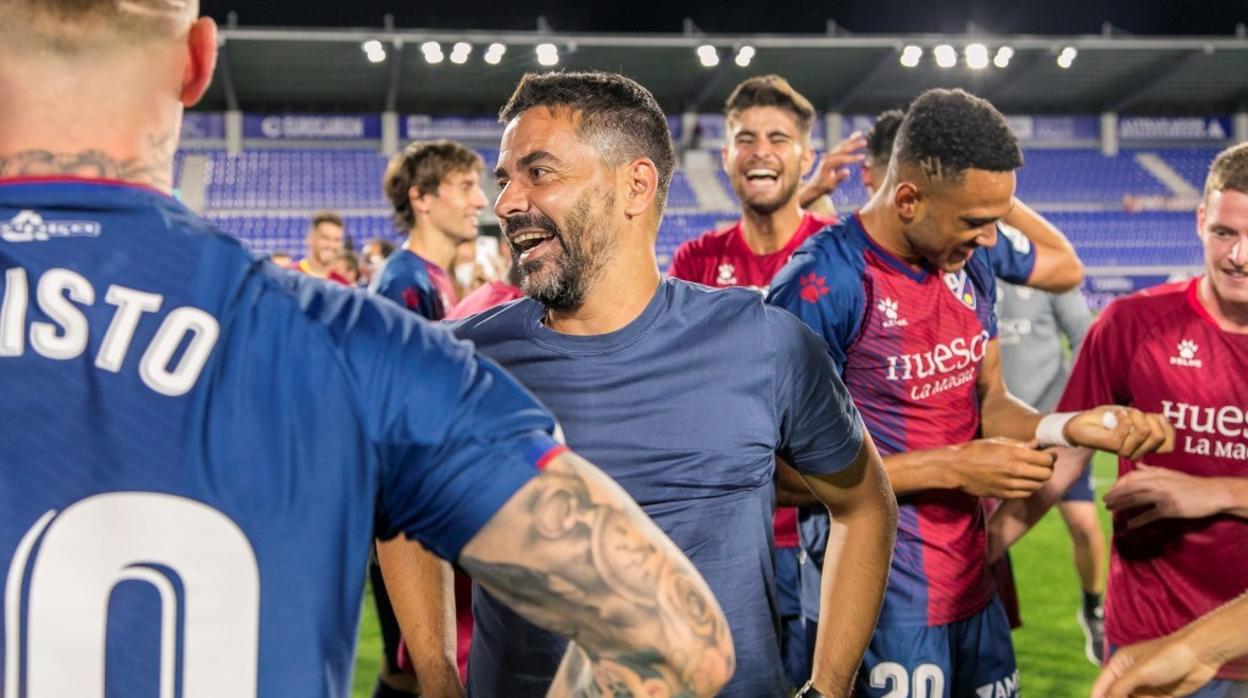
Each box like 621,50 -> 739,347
4,492 -> 260,697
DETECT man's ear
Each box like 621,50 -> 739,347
622,158 -> 660,218
180,17 -> 218,107
893,181 -> 922,224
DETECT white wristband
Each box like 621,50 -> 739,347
1035,412 -> 1078,448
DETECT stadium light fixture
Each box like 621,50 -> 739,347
484,43 -> 506,65
965,43 -> 989,70
934,44 -> 957,68
734,45 -> 755,67
899,45 -> 922,68
536,43 -> 559,66
362,39 -> 386,64
994,46 -> 1014,68
697,44 -> 720,68
450,42 -> 472,64
1057,45 -> 1078,69
421,41 -> 444,64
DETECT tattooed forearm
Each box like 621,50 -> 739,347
459,451 -> 734,698
0,131 -> 177,191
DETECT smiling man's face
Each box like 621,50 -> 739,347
493,106 -> 620,312
723,105 -> 813,216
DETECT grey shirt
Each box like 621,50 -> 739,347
996,284 -> 1094,412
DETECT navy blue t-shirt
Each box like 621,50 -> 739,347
0,178 -> 558,698
450,278 -> 865,698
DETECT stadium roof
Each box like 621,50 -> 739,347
199,26 -> 1248,116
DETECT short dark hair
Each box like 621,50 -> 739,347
310,211 -> 344,229
724,75 -> 816,139
893,88 -> 1022,185
383,140 -> 484,231
866,109 -> 906,167
363,238 -> 397,260
1205,142 -> 1248,202
499,71 -> 675,215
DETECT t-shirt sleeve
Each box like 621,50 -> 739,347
1056,300 -> 1131,412
1052,288 -> 1094,353
326,289 -> 559,562
967,249 -> 1001,339
987,221 -> 1038,285
765,247 -> 864,373
768,306 -> 865,475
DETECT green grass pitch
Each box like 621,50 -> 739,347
349,452 -> 1118,697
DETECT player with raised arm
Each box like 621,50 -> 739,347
666,75 -> 862,688
0,3 -> 733,696
371,140 -> 487,320
767,88 -> 1174,698
993,142 -> 1248,697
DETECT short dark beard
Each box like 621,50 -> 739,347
508,190 -> 614,313
0,130 -> 177,191
736,175 -> 801,217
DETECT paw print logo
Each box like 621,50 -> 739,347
1178,339 -> 1198,360
799,273 -> 829,304
878,298 -> 899,321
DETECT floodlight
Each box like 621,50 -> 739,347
965,43 -> 989,70
994,46 -> 1014,68
536,43 -> 559,66
900,45 -> 922,68
697,44 -> 720,68
484,43 -> 506,65
734,45 -> 755,67
1057,46 -> 1077,69
934,44 -> 957,68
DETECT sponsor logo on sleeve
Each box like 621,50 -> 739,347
799,273 -> 830,304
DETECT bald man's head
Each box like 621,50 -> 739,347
0,0 -> 198,54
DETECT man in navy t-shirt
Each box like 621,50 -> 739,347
431,71 -> 897,698
0,4 -> 735,697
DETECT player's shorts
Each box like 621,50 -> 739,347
857,596 -> 1018,698
1062,464 -> 1095,503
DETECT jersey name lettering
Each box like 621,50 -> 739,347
0,267 -> 219,396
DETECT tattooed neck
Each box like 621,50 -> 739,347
0,131 -> 176,192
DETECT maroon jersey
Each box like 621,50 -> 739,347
1058,278 -> 1248,680
668,212 -> 836,293
668,211 -> 836,548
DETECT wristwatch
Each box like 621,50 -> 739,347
794,680 -> 829,697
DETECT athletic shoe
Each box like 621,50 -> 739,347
1076,605 -> 1106,665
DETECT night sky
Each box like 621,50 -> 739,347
201,0 -> 1248,36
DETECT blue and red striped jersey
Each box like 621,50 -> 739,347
768,213 -> 1002,627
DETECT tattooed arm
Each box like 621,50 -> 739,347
458,451 -> 735,698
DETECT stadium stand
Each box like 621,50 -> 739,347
185,139 -> 1212,272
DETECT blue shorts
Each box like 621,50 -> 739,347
858,597 -> 1018,698
1062,465 -> 1095,503
775,546 -> 808,689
